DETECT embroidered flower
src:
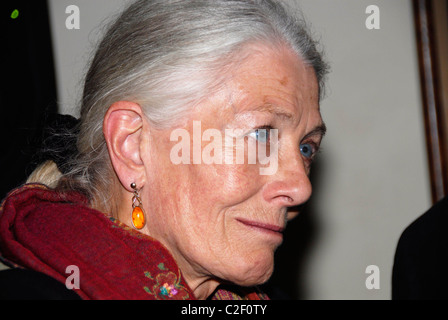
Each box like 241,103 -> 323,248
160,282 -> 178,297
143,271 -> 190,300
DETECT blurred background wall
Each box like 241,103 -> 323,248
286,0 -> 431,299
1,0 -> 433,299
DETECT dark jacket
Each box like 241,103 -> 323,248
392,196 -> 448,299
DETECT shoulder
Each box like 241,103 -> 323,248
397,196 -> 448,248
0,268 -> 81,300
392,196 -> 448,299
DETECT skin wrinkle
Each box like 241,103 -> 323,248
115,43 -> 324,299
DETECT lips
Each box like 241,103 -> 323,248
236,218 -> 285,234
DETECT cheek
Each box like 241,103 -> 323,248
163,162 -> 264,255
192,163 -> 263,213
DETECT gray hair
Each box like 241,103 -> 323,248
32,0 -> 329,214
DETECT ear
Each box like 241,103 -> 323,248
103,101 -> 146,192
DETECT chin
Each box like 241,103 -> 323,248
223,250 -> 275,287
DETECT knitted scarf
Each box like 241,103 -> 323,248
0,184 -> 268,300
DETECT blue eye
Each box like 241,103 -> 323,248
253,128 -> 270,143
300,143 -> 313,158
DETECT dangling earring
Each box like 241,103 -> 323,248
130,183 -> 146,230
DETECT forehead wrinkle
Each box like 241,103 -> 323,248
233,103 -> 299,125
257,103 -> 296,122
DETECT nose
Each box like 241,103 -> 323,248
261,153 -> 312,217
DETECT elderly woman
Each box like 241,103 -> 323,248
0,0 -> 328,300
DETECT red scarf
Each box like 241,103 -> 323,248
0,184 -> 268,300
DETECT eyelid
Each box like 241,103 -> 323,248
301,131 -> 324,149
255,124 -> 274,131
247,125 -> 275,138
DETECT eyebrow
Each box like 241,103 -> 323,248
303,122 -> 327,140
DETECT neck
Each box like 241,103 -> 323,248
186,275 -> 221,300
168,250 -> 221,300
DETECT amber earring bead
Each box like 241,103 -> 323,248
131,183 -> 146,230
132,206 -> 145,229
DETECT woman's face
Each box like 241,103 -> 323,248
142,44 -> 325,289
